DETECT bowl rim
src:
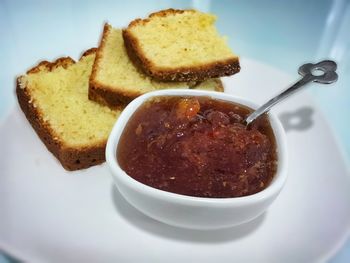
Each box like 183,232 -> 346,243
106,89 -> 288,206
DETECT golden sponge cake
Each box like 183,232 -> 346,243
89,24 -> 223,109
123,9 -> 240,82
16,49 -> 120,170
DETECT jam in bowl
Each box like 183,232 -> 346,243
106,89 -> 288,229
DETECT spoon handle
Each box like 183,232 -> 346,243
245,60 -> 338,125
245,77 -> 311,125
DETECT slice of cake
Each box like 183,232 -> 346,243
122,9 -> 240,82
89,24 -> 223,109
16,49 -> 121,170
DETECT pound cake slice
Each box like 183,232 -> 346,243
89,24 -> 223,109
16,49 -> 121,170
123,9 -> 240,82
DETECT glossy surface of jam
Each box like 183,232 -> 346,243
117,96 -> 277,198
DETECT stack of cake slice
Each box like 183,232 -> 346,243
16,9 -> 240,170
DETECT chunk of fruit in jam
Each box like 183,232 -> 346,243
175,98 -> 200,119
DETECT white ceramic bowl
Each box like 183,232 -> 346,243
106,89 -> 288,230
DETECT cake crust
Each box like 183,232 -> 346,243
16,49 -> 108,171
123,9 -> 240,82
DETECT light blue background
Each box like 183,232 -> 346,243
0,0 -> 349,262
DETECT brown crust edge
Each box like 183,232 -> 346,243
89,24 -> 144,109
123,28 -> 240,82
16,49 -> 107,171
89,82 -> 135,110
215,79 -> 224,92
123,9 -> 241,82
212,79 -> 225,92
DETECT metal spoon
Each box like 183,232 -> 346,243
245,60 -> 338,125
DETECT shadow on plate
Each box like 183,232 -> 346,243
111,184 -> 265,244
279,106 -> 314,132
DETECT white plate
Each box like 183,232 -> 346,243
1,58 -> 349,263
